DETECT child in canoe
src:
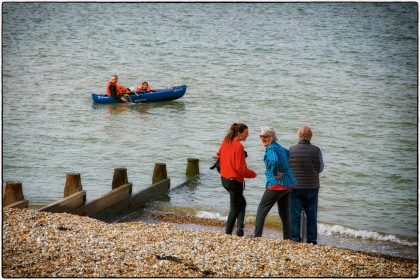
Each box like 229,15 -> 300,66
136,81 -> 153,93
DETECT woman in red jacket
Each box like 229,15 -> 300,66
216,123 -> 257,236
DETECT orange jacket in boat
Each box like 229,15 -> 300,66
106,82 -> 130,96
136,85 -> 152,92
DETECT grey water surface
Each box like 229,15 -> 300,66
2,3 -> 417,258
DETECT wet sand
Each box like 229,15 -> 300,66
2,208 -> 417,277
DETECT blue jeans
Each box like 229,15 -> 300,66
291,189 -> 319,244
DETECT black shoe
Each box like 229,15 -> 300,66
236,229 -> 244,237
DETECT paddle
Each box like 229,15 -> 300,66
125,91 -> 143,103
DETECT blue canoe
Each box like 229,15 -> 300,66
92,85 -> 187,104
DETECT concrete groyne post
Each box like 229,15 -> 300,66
3,181 -> 25,207
186,158 -> 199,179
152,163 -> 167,184
64,173 -> 82,197
112,168 -> 128,189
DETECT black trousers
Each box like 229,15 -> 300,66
221,177 -> 246,235
254,188 -> 291,239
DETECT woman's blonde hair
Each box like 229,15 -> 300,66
298,125 -> 312,141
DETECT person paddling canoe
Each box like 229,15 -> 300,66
106,75 -> 131,102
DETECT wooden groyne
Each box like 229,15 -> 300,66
3,181 -> 28,209
2,158 -> 200,222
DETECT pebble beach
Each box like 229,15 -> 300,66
2,208 -> 417,278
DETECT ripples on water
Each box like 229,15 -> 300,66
2,3 -> 417,257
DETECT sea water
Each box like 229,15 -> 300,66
2,3 -> 417,259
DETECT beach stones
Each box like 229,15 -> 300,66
2,208 -> 417,278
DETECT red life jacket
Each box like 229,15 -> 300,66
106,82 -> 130,96
136,85 -> 152,92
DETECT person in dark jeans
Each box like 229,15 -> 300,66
254,187 -> 292,238
216,123 -> 257,236
289,125 -> 324,244
254,127 -> 296,239
221,177 -> 247,236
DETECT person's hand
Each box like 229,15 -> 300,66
275,172 -> 282,179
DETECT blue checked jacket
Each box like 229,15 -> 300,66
264,141 -> 297,188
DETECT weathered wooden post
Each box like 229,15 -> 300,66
186,158 -> 199,179
3,181 -> 25,207
64,173 -> 82,197
152,163 -> 167,184
39,173 -> 86,214
112,168 -> 128,189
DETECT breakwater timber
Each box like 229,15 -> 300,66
2,158 -> 200,221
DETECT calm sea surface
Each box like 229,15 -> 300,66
2,3 -> 418,259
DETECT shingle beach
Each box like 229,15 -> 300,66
2,208 -> 417,278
